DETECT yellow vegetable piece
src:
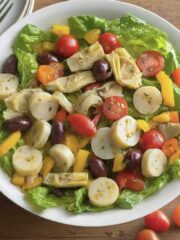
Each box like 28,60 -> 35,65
51,25 -> 70,36
84,29 -> 101,45
79,137 -> 91,148
12,173 -> 25,187
137,119 -> 150,132
169,150 -> 180,164
73,149 -> 90,172
42,41 -> 55,52
113,153 -> 125,172
156,71 -> 175,107
0,131 -> 21,157
152,112 -> 171,123
23,176 -> 43,190
40,157 -> 55,177
65,134 -> 80,155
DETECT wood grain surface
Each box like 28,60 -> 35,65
0,1 -> 179,240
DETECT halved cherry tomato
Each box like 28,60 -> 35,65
136,229 -> 160,240
139,129 -> 165,152
137,51 -> 165,77
173,205 -> 180,227
54,108 -> 68,123
116,169 -> 145,191
83,82 -> 102,91
99,32 -> 121,54
68,114 -> 96,137
37,62 -> 64,84
172,68 -> 180,87
144,210 -> 170,233
56,34 -> 79,57
103,96 -> 128,121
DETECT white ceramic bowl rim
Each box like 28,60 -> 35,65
0,0 -> 179,227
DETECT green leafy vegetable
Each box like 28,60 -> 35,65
13,24 -> 57,54
68,15 -> 179,73
66,90 -> 83,105
15,48 -> 38,88
116,160 -> 180,209
0,139 -> 25,176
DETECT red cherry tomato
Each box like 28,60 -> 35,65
99,32 -> 121,54
172,68 -> 180,87
137,51 -> 165,77
144,210 -> 170,233
173,205 -> 180,227
56,35 -> 80,57
83,82 -> 102,91
116,170 -> 145,191
136,229 -> 160,240
68,114 -> 96,137
139,129 -> 165,152
103,96 -> 128,121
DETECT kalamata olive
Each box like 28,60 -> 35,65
50,121 -> 64,145
124,149 -> 142,168
4,116 -> 32,132
2,55 -> 18,74
89,156 -> 108,177
37,53 -> 59,65
51,188 -> 64,197
92,59 -> 112,82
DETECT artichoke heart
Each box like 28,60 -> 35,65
75,90 -> 103,115
106,48 -> 142,89
53,91 -> 73,113
43,172 -> 89,188
67,42 -> 105,72
45,71 -> 96,93
5,88 -> 43,113
96,81 -> 123,99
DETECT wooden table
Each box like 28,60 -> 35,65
0,1 -> 180,239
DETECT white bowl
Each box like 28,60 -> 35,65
0,0 -> 179,227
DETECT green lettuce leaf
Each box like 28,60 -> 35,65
13,24 -> 57,54
116,160 -> 180,209
0,138 -> 25,176
68,15 -> 179,74
15,48 -> 38,88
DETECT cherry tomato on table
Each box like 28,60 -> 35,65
173,205 -> 180,227
136,229 -> 160,240
68,114 -> 96,137
116,169 -> 145,191
144,210 -> 170,232
137,50 -> 165,77
56,34 -> 79,57
172,68 -> 180,87
99,32 -> 121,54
139,129 -> 165,152
103,96 -> 128,121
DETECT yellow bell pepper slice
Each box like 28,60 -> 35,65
40,157 -> 55,177
12,173 -> 25,187
113,153 -> 125,172
169,150 -> 180,164
152,112 -> 171,123
65,134 -> 80,155
23,176 -> 43,190
78,137 -> 91,148
137,119 -> 150,132
156,71 -> 175,107
0,131 -> 21,157
73,149 -> 90,172
51,25 -> 70,36
84,29 -> 101,44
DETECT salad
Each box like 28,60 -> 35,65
0,14 -> 180,214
